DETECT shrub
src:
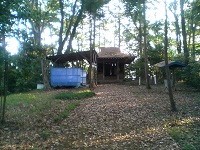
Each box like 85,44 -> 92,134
184,62 -> 200,89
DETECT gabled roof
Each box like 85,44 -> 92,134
98,47 -> 130,58
98,47 -> 135,64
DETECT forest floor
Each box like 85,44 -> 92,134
0,83 -> 200,150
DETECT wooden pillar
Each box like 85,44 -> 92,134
117,60 -> 119,80
123,64 -> 125,79
94,53 -> 97,85
103,60 -> 105,80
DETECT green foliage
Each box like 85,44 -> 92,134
12,41 -> 43,92
0,0 -> 19,33
184,61 -> 200,89
55,102 -> 80,122
167,119 -> 200,150
40,129 -> 51,140
55,90 -> 95,100
83,0 -> 110,15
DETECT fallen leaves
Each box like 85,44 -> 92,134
1,84 -> 199,149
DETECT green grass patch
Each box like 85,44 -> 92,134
167,119 -> 200,150
55,102 -> 80,122
40,129 -> 51,140
5,91 -> 55,116
55,90 -> 95,100
6,90 -> 54,105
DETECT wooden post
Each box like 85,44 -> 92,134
117,60 -> 119,80
103,60 -> 105,81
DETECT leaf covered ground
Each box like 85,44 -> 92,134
0,84 -> 199,149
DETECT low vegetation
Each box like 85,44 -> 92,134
0,85 -> 199,149
0,88 -> 95,149
55,90 -> 95,100
165,91 -> 200,150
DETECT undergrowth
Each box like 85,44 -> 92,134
55,90 -> 95,100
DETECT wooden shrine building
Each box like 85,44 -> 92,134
46,47 -> 135,84
97,47 -> 135,83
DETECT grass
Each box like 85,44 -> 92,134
6,90 -> 53,106
2,89 -> 95,125
55,101 -> 80,122
165,92 -> 200,150
55,90 -> 95,100
167,120 -> 200,150
40,129 -> 51,140
1,85 -> 200,149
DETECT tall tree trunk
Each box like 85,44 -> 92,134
89,15 -> 94,89
58,0 -> 78,54
143,1 -> 151,89
41,49 -> 51,90
170,0 -> 182,54
139,18 -> 143,56
164,0 -> 177,112
57,0 -> 64,55
118,14 -> 121,48
188,5 -> 196,60
30,1 -> 50,90
180,0 -> 189,65
174,15 -> 182,54
1,32 -> 7,124
65,7 -> 83,53
139,15 -> 143,84
192,24 -> 196,59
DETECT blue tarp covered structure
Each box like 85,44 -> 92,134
154,60 -> 186,69
154,61 -> 186,88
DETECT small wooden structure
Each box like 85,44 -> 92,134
154,60 -> 186,88
97,47 -> 135,83
154,60 -> 186,69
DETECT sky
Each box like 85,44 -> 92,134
6,0 -> 176,55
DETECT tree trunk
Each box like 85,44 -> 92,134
57,0 -> 64,55
170,0 -> 182,54
89,16 -> 94,90
65,7 -> 83,53
29,0 -> 51,90
1,33 -> 7,124
174,15 -> 182,54
180,0 -> 189,65
192,24 -> 196,59
139,18 -> 143,56
143,1 -> 151,89
58,0 -> 78,54
41,49 -> 51,90
164,0 -> 177,112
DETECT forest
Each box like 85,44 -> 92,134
0,0 -> 200,92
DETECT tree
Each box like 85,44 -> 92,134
57,0 -> 86,55
169,0 -> 182,54
123,0 -> 145,81
0,0 -> 22,123
188,0 -> 200,59
83,0 -> 110,89
122,0 -> 151,88
164,0 -> 177,112
18,0 -> 58,90
143,1 -> 151,89
180,0 -> 189,65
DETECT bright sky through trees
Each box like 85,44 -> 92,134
7,0 -> 176,55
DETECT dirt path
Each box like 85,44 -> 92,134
55,84 -> 180,149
